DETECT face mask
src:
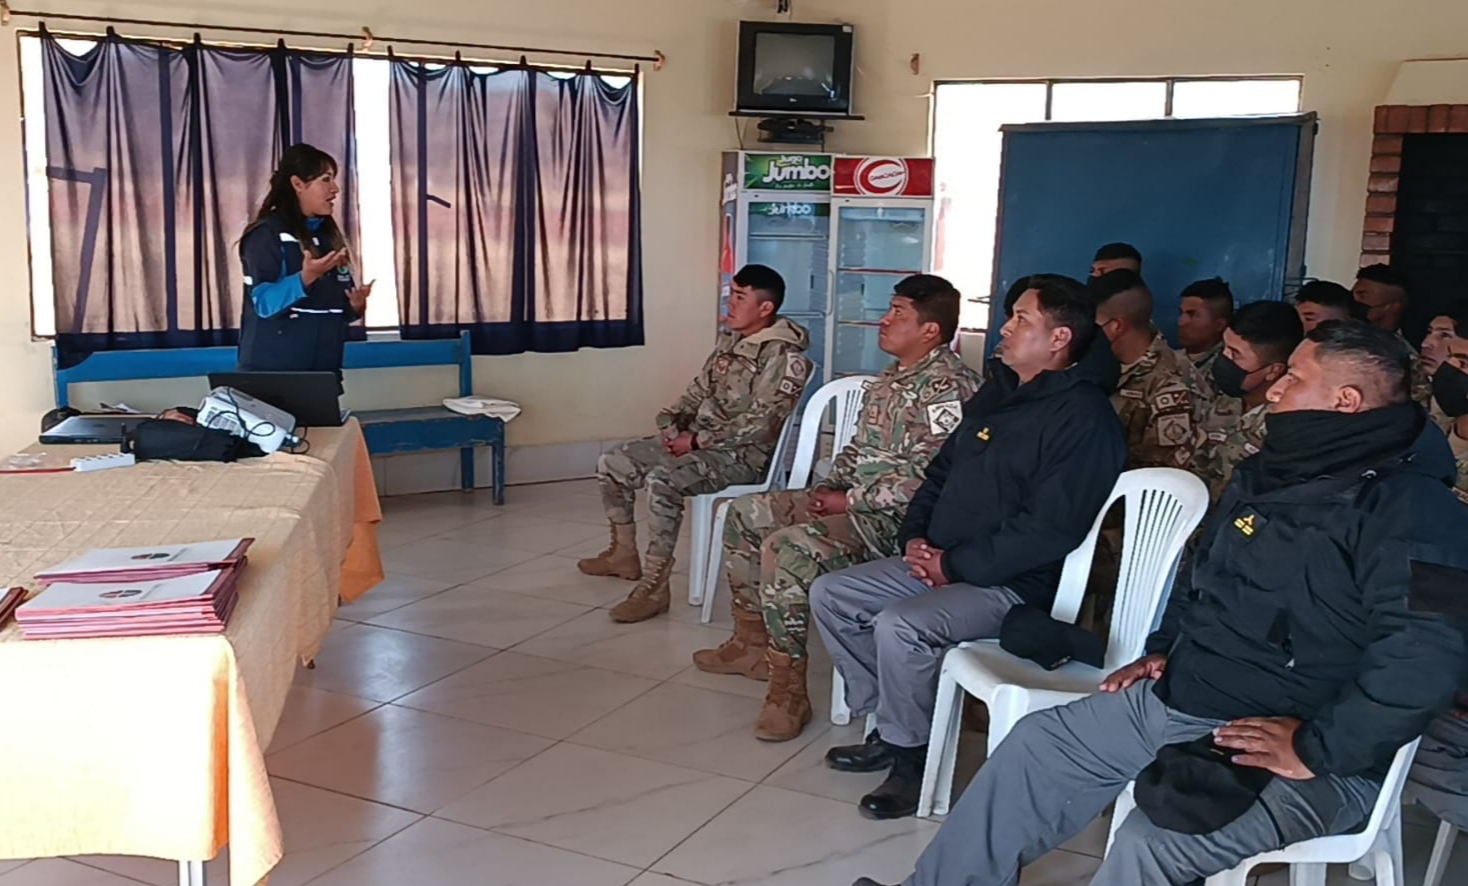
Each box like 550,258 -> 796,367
1211,355 -> 1252,399
1433,363 -> 1468,418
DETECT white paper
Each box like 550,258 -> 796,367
36,539 -> 246,578
20,570 -> 222,613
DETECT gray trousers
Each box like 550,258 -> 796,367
904,681 -> 1381,886
809,557 -> 1022,748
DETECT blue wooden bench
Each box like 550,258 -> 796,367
52,331 -> 506,504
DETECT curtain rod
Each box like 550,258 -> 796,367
0,2 -> 667,68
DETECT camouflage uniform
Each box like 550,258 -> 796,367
1087,333 -> 1206,631
1400,330 -> 1433,409
1111,331 -> 1206,470
1190,394 -> 1269,500
597,317 -> 812,558
1187,340 -> 1223,385
723,346 -> 981,659
1449,425 -> 1468,508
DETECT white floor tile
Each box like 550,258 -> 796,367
380,536 -> 540,584
267,685 -> 380,753
0,861 -> 145,886
76,779 -> 421,886
652,785 -> 940,886
396,652 -> 659,740
432,515 -> 608,556
267,704 -> 553,813
569,683 -> 821,781
293,623 -> 495,702
306,817 -> 639,886
335,573 -> 455,621
626,876 -> 702,886
513,610 -> 732,681
437,743 -> 753,868
365,587 -> 591,648
461,555 -> 639,608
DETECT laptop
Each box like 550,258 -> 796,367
207,372 -> 348,428
39,415 -> 140,445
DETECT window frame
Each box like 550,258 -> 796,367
18,29 -> 641,341
928,74 -> 1304,332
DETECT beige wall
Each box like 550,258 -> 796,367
1,0 -> 1463,459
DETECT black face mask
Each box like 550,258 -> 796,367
1211,355 -> 1252,399
1433,363 -> 1468,418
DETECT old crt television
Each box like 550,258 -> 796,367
734,21 -> 855,116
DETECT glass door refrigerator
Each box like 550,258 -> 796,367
828,158 -> 937,379
719,152 -> 835,387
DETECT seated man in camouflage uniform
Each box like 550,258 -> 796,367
1191,301 -> 1303,499
1092,270 -> 1204,471
691,275 -> 980,742
1175,277 -> 1233,379
1087,270 -> 1206,627
1294,279 -> 1365,333
1424,303 -> 1468,501
579,264 -> 813,623
1421,301 -> 1468,433
1353,263 -> 1432,406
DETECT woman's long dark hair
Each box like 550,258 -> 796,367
242,143 -> 347,257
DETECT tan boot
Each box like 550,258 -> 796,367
691,606 -> 770,680
755,651 -> 812,742
578,522 -> 642,580
610,555 -> 672,623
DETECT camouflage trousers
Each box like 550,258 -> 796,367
597,437 -> 762,558
723,488 -> 882,659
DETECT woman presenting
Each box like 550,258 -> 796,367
237,143 -> 371,386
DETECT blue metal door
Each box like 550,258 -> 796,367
990,114 -> 1316,346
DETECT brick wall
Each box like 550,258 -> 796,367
1362,105 -> 1468,325
1362,105 -> 1468,265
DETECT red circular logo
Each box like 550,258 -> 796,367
855,158 -> 909,196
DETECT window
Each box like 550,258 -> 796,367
932,76 -> 1302,330
22,36 -> 640,346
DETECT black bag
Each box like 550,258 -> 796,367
998,604 -> 1105,670
125,418 -> 265,463
1134,736 -> 1274,834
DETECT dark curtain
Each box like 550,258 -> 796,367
42,29 -> 358,366
389,58 -> 643,354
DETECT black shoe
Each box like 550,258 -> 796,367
858,748 -> 926,820
851,879 -> 893,886
826,729 -> 896,772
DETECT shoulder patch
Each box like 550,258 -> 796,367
784,352 -> 809,381
1119,388 -> 1145,400
926,400 -> 963,436
1153,389 -> 1191,413
1156,413 -> 1192,446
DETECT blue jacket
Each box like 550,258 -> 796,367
1150,413 -> 1468,779
237,214 -> 356,382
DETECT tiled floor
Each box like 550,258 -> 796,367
5,480 -> 1465,885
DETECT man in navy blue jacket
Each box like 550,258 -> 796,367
810,274 -> 1128,819
853,322 -> 1468,886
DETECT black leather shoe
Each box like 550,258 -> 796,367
858,751 -> 925,820
851,879 -> 893,886
825,729 -> 896,772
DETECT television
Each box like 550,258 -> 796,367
734,21 -> 855,117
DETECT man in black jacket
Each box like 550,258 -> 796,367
809,274 -> 1128,820
852,321 -> 1468,886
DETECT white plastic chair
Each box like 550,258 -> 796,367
915,468 -> 1210,818
1422,818 -> 1460,886
1103,739 -> 1422,886
687,375 -> 874,620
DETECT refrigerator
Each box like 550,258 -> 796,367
718,153 -> 936,388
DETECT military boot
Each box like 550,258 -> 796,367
577,522 -> 642,580
755,651 -> 812,742
610,555 -> 672,623
691,605 -> 770,680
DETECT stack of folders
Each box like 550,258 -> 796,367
16,539 -> 253,640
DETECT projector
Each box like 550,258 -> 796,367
198,387 -> 299,454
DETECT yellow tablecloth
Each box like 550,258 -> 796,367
0,421 -> 383,886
